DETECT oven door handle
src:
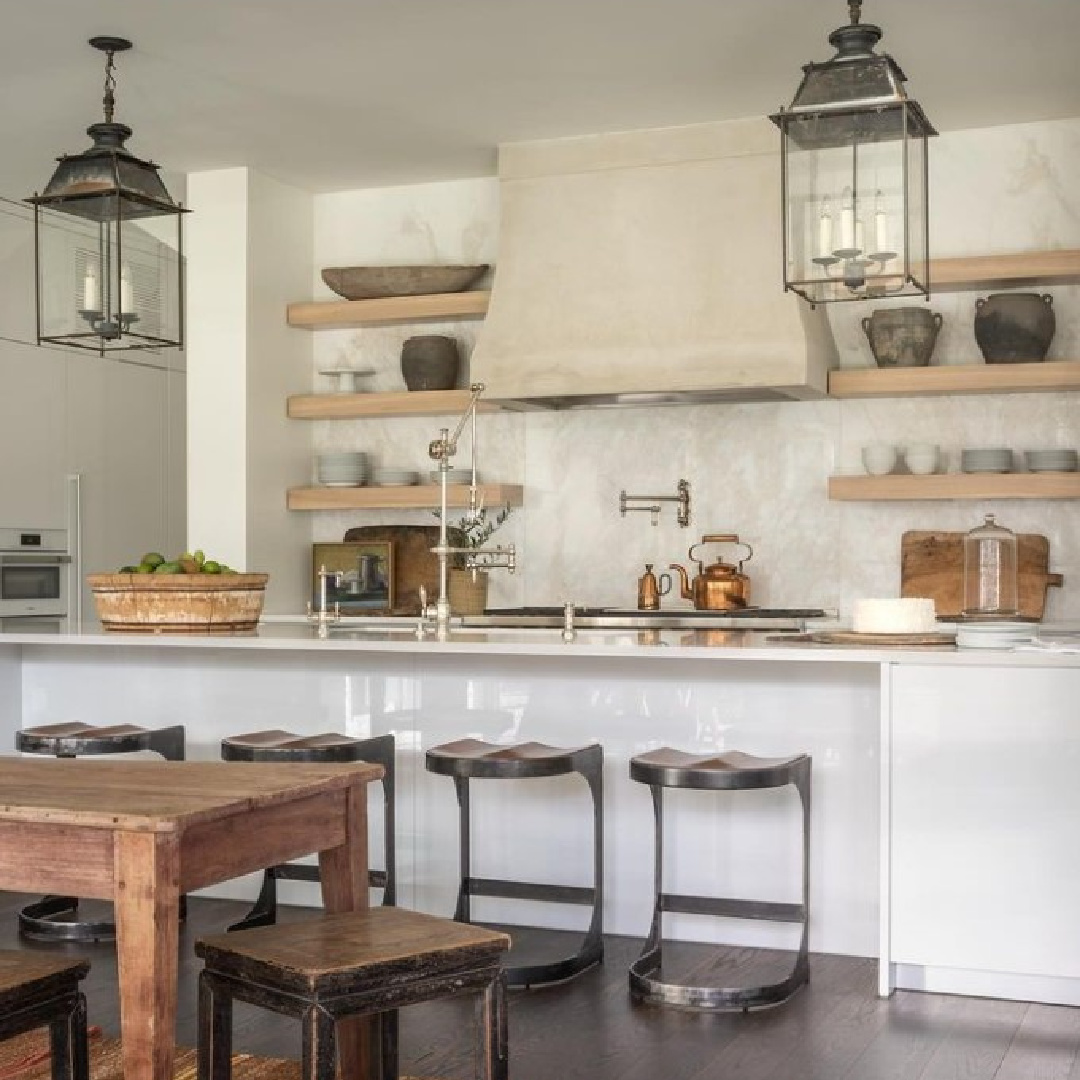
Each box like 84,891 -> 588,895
0,554 -> 72,565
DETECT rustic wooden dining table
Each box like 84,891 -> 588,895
0,757 -> 383,1080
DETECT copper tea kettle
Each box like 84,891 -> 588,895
670,534 -> 753,610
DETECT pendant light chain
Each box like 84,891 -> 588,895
101,46 -> 118,125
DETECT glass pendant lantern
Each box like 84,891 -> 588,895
26,37 -> 187,354
770,0 -> 936,304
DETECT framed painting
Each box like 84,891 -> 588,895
311,541 -> 394,614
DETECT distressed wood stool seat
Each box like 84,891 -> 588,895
0,950 -> 90,1080
629,747 -> 812,1012
15,721 -> 186,942
425,738 -> 604,988
220,730 -> 396,930
196,906 -> 509,1080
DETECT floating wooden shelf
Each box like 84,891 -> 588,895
287,483 -> 524,512
828,473 -> 1080,502
287,291 -> 490,329
828,359 -> 1080,399
929,249 -> 1080,292
287,388 -> 541,419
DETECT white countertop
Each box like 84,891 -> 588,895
3,620 -> 1078,667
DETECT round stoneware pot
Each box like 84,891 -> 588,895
400,335 -> 460,391
860,307 -> 942,367
973,293 -> 1055,363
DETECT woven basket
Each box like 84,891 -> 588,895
87,573 -> 269,633
448,569 -> 489,616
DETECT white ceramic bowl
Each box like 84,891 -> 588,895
862,444 -> 898,476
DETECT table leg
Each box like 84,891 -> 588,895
114,830 -> 181,1080
318,779 -> 371,1080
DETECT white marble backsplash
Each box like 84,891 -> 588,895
307,116 -> 1080,623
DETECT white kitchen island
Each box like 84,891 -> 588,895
1,623 -> 1077,1006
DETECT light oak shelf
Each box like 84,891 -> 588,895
828,359 -> 1080,399
287,291 -> 490,329
287,388 -> 542,419
929,249 -> 1080,292
287,483 -> 524,512
828,473 -> 1080,502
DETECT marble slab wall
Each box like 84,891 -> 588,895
310,118 -> 1080,622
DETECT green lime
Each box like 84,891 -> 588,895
141,552 -> 165,569
202,560 -> 221,574
154,561 -> 182,574
135,563 -> 154,574
193,549 -> 205,567
118,564 -> 139,573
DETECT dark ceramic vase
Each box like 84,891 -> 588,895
974,293 -> 1055,363
400,335 -> 460,390
860,307 -> 943,367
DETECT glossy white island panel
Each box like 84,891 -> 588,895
1,625 -> 1077,1005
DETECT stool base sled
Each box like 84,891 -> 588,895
425,738 -> 604,989
219,731 -> 397,931
0,951 -> 90,1080
628,748 -> 812,1012
196,907 -> 508,1080
15,722 -> 186,943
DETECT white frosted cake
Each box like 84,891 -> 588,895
852,597 -> 937,634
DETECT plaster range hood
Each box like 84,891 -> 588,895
470,118 -> 838,407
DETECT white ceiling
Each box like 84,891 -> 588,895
4,0 -> 1079,196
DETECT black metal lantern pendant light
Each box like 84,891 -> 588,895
770,0 -> 936,304
27,37 -> 187,353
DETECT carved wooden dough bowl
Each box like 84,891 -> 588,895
86,573 -> 268,633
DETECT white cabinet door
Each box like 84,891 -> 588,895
67,356 -> 179,617
891,663 -> 1080,989
0,344 -> 67,528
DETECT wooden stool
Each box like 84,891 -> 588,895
0,950 -> 90,1080
220,731 -> 396,930
629,747 -> 811,1011
425,738 -> 604,988
196,907 -> 509,1080
15,721 -> 186,942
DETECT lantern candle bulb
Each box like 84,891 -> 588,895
120,265 -> 133,313
818,200 -> 833,258
82,264 -> 99,311
837,187 -> 855,254
873,191 -> 890,256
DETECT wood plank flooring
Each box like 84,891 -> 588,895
3,893 -> 1080,1080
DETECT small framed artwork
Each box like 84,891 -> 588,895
312,542 -> 394,614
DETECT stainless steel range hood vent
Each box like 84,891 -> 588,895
471,118 -> 838,407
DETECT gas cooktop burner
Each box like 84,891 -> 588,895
461,607 -> 828,631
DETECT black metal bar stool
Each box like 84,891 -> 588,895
425,738 -> 604,988
15,721 -> 186,943
628,747 -> 811,1012
220,730 -> 396,931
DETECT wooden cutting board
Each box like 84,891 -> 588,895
341,524 -> 466,615
900,530 -> 1063,619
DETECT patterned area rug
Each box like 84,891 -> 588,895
0,1027 -> 433,1080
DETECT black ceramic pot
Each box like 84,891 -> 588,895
973,293 -> 1055,363
400,335 -> 460,390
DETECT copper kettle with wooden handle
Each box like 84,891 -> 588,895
670,534 -> 753,610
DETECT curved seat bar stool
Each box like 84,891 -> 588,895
15,721 -> 186,943
220,730 -> 396,931
425,738 -> 604,989
628,747 -> 811,1012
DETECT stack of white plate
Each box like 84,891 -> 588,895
316,451 -> 370,486
429,468 -> 477,485
960,447 -> 1013,473
372,466 -> 420,486
955,620 -> 1037,649
1025,448 -> 1078,472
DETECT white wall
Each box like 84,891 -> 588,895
297,116 -> 1080,623
187,168 -> 313,609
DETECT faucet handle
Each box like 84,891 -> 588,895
418,584 -> 428,615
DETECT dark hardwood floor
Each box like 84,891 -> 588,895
3,892 -> 1080,1080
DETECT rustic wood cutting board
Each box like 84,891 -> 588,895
900,530 -> 1063,619
340,524 -> 466,615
